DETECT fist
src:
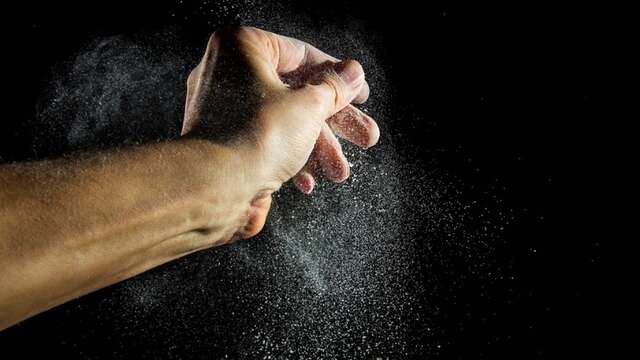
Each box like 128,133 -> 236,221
182,26 -> 379,239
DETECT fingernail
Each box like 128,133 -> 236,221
336,60 -> 364,85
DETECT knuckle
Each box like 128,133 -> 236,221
206,32 -> 220,48
241,222 -> 264,239
306,84 -> 330,108
323,74 -> 345,107
206,26 -> 246,47
235,26 -> 256,38
186,68 -> 197,85
349,59 -> 365,76
215,26 -> 257,42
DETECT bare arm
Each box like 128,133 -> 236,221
0,139 -> 268,329
0,27 -> 379,330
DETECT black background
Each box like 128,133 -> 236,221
0,1 -> 610,358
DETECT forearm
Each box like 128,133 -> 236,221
0,138 -> 263,329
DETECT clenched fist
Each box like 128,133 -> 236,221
181,26 -> 380,239
0,26 -> 384,328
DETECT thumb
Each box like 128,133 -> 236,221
289,60 -> 366,121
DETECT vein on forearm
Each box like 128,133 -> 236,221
0,139 -> 253,329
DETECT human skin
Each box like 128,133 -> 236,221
0,27 -> 379,330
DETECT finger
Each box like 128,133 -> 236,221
242,27 -> 370,104
293,148 -> 323,194
182,83 -> 193,135
276,37 -> 370,104
233,195 -> 272,240
314,123 -> 350,182
293,168 -> 316,194
279,38 -> 370,104
352,81 -> 370,104
327,105 -> 380,149
182,65 -> 203,135
290,60 -> 366,121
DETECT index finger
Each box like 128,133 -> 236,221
252,28 -> 370,104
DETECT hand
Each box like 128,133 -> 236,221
0,27 -> 383,327
181,27 -> 379,239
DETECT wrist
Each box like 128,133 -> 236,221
175,138 -> 279,243
178,138 -> 254,201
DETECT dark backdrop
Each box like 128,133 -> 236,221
0,1 -> 609,359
